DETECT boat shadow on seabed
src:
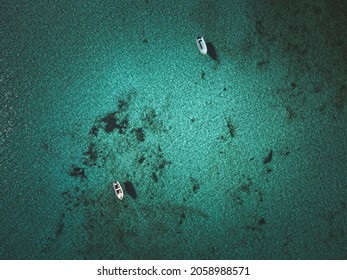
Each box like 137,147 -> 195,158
206,41 -> 218,61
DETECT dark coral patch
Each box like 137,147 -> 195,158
124,181 -> 137,199
227,176 -> 254,206
152,172 -> 158,182
156,145 -> 171,170
257,59 -> 270,69
89,125 -> 99,136
193,185 -> 200,192
158,158 -> 171,170
263,150 -> 273,164
138,155 -> 146,164
241,178 -> 252,193
279,148 -> 290,156
179,213 -> 186,225
258,217 -> 266,225
69,165 -> 87,180
99,112 -> 129,134
100,112 -> 117,133
132,127 -> 145,142
83,143 -> 98,166
226,117 -> 235,138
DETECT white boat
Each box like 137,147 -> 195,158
196,36 -> 208,55
113,181 -> 124,200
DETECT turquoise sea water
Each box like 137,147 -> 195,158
1,0 -> 346,259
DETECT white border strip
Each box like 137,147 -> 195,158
0,260 -> 346,280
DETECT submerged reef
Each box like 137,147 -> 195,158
69,165 -> 87,180
225,176 -> 264,207
63,88 -> 172,223
83,143 -> 98,166
100,112 -> 117,133
263,150 -> 273,164
98,111 -> 129,134
131,127 -> 145,142
225,117 -> 236,139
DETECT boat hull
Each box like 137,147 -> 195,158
113,181 -> 124,200
196,36 -> 208,55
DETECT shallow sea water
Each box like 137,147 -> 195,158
1,0 -> 346,259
